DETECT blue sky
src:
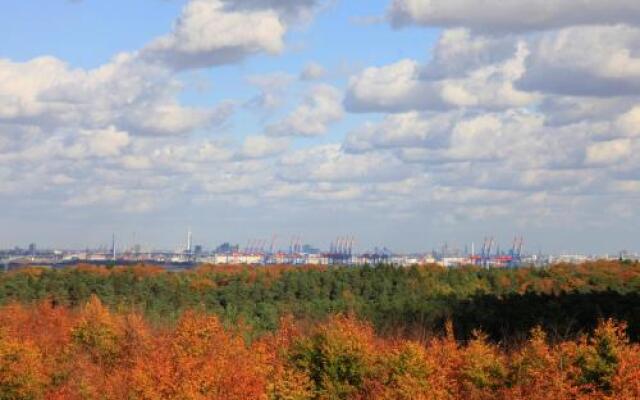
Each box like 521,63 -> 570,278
1,0 -> 639,254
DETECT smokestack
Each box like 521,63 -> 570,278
112,233 -> 116,261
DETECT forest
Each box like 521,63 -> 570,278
2,261 -> 640,341
1,261 -> 640,399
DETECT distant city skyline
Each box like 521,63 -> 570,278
1,227 -> 636,256
1,1 -> 639,254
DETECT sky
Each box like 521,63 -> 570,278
0,0 -> 639,254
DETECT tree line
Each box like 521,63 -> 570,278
1,260 -> 639,342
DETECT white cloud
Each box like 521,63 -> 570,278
538,96 -> 636,126
616,105 -> 640,137
50,174 -> 76,185
422,29 -> 518,79
0,56 -> 77,122
279,144 -> 412,183
344,111 -> 453,152
121,102 -> 233,137
220,0 -> 320,22
342,107 -> 640,196
267,84 -> 343,137
585,139 -> 633,165
194,141 -> 235,162
64,186 -> 126,207
440,41 -> 536,108
64,186 -> 159,213
518,25 -> 640,96
119,155 -> 152,171
73,127 -> 131,158
611,179 -> 640,193
442,111 -> 545,164
238,135 -> 289,159
389,0 -> 640,32
245,72 -> 294,110
345,37 -> 536,113
0,54 -> 230,137
142,0 -> 286,70
345,60 -> 444,113
300,62 -> 327,81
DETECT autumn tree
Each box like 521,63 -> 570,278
575,319 -> 626,393
0,333 -> 46,400
287,316 -> 375,399
458,331 -> 506,399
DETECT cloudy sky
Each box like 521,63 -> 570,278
1,0 -> 639,253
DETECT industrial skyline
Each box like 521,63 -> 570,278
3,229 -> 637,260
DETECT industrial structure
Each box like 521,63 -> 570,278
1,230 -> 637,271
468,236 -> 524,268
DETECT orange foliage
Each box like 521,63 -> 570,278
75,263 -> 112,276
6,266 -> 48,277
129,311 -> 268,399
1,300 -> 640,400
0,335 -> 47,399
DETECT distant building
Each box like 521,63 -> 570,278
440,257 -> 467,267
551,254 -> 590,264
